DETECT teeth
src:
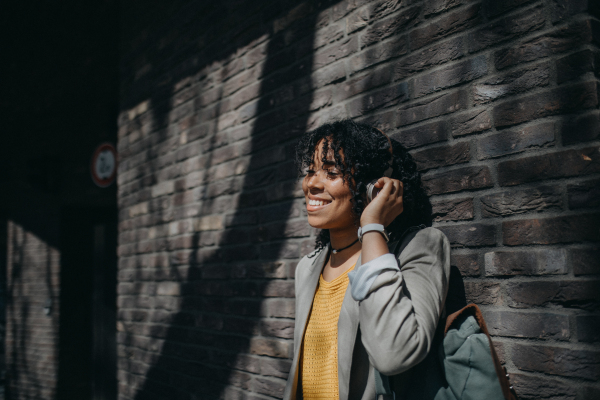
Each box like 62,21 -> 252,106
309,200 -> 329,206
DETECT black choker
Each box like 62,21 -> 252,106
331,238 -> 359,254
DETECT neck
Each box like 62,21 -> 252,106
328,226 -> 361,266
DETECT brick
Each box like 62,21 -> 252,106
347,0 -> 406,33
413,55 -> 488,98
346,82 -> 409,117
393,36 -> 464,81
313,22 -> 345,49
409,3 -> 481,50
332,0 -> 372,21
260,319 -> 294,339
260,240 -> 300,260
481,0 -> 531,18
485,249 -> 567,276
336,66 -> 392,101
261,280 -> 295,298
397,89 -> 468,126
481,185 -> 562,217
498,146 -> 600,186
493,82 -> 598,128
252,377 -> 286,398
431,197 -> 473,221
506,280 -> 600,309
423,0 -> 463,17
494,20 -> 594,70
561,111 -> 600,145
313,36 -> 359,69
568,178 -> 600,210
347,7 -> 370,33
412,142 -> 470,171
260,357 -> 292,379
511,344 -> 600,380
484,310 -> 570,340
509,373 -> 577,400
357,110 -> 396,132
578,386 -> 600,400
438,223 -> 496,247
577,315 -> 600,342
478,122 -> 555,159
449,109 -> 492,137
422,166 -> 493,195
391,120 -> 448,149
230,262 -> 286,279
557,49 -> 597,84
473,62 -> 551,104
361,5 -> 420,48
468,4 -> 545,53
550,0 -> 600,23
450,253 -> 480,276
259,299 -> 295,318
464,281 -> 502,305
503,213 -> 600,245
572,248 -> 600,275
350,35 -> 408,73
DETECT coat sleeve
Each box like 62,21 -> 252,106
347,227 -> 451,375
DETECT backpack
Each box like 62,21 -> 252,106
374,227 -> 518,400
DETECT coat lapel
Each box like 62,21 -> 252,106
288,247 -> 329,398
337,252 -> 362,400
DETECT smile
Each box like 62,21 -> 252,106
306,198 -> 332,211
308,199 -> 331,206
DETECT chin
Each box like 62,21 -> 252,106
307,217 -> 328,230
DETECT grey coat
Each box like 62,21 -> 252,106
283,227 -> 451,400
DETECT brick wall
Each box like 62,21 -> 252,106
6,220 -> 60,399
3,2 -> 119,398
117,1 -> 600,399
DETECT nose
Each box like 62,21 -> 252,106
305,170 -> 324,191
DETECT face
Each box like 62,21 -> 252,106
302,140 -> 356,232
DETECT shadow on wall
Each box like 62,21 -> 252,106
3,186 -> 61,400
117,1 -> 342,398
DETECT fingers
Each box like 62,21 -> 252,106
378,178 -> 402,198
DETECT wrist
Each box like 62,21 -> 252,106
357,223 -> 389,243
360,217 -> 382,227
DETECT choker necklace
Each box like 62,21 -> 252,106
331,238 -> 359,254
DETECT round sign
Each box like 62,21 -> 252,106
91,143 -> 118,187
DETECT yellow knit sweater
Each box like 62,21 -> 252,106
301,265 -> 354,399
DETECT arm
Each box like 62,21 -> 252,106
349,228 -> 450,375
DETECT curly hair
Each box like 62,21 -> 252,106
295,119 -> 432,253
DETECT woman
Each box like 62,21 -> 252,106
283,120 -> 451,400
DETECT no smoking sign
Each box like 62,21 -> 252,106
91,143 -> 117,187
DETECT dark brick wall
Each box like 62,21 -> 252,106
2,2 -> 119,399
6,220 -> 60,400
117,1 -> 600,399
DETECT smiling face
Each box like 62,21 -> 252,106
302,140 -> 356,232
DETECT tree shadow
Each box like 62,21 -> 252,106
116,1 -> 343,399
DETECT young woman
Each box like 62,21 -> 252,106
283,120 -> 451,400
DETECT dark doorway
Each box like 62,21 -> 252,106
57,207 -> 117,400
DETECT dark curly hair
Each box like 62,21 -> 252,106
295,119 -> 432,253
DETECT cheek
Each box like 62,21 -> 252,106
302,177 -> 308,194
329,180 -> 352,200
